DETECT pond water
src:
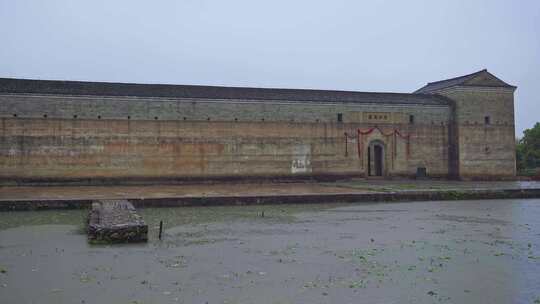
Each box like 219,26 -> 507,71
0,199 -> 539,304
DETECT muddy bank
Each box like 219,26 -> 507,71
1,187 -> 540,211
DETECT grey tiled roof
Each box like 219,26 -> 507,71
415,69 -> 516,93
0,77 -> 450,106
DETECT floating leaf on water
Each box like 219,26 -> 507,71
80,277 -> 91,283
348,280 -> 366,289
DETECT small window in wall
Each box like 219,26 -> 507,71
337,113 -> 343,123
484,116 -> 490,125
409,115 -> 414,124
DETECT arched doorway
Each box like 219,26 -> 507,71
368,141 -> 385,177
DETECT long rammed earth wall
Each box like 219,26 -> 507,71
0,93 -> 451,183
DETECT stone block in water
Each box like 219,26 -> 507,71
87,200 -> 148,243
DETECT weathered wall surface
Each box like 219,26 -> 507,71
0,94 -> 451,182
435,87 -> 516,179
1,94 -> 450,124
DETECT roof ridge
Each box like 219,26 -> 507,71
0,77 -> 433,97
414,69 -> 516,93
425,69 -> 486,85
0,77 -> 451,106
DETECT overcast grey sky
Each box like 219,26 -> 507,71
1,0 -> 538,136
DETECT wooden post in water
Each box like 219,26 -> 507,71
159,220 -> 163,240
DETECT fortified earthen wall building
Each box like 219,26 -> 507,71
0,69 -> 517,184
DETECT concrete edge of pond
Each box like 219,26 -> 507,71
1,188 -> 540,211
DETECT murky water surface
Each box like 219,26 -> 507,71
1,200 -> 539,304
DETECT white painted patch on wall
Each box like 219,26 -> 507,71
291,144 -> 312,174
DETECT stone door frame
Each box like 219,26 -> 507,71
367,139 -> 386,177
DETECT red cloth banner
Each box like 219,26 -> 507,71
356,126 -> 412,164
